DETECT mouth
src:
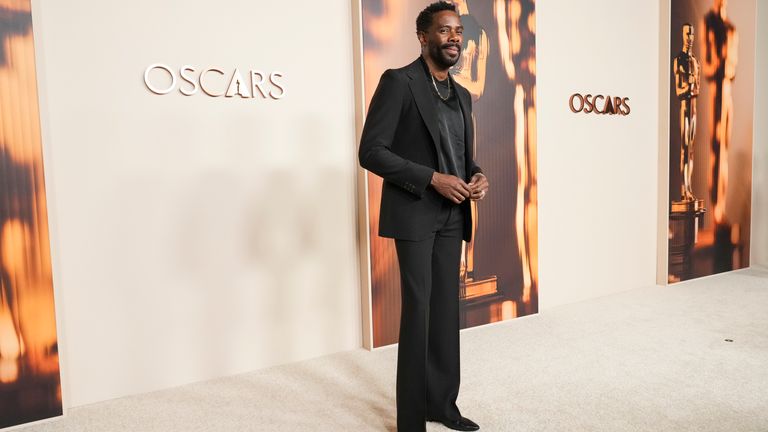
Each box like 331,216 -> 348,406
443,44 -> 460,56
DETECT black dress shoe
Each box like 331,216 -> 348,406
425,416 -> 479,431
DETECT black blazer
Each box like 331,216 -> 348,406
359,57 -> 483,242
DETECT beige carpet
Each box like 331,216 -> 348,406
17,268 -> 768,432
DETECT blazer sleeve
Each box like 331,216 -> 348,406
358,69 -> 435,198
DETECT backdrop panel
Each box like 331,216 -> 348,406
668,0 -> 756,282
360,0 -> 538,348
0,0 -> 62,428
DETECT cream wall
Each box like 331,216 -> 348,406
25,0 -> 761,411
536,0 -> 661,308
32,0 -> 361,407
753,0 -> 768,268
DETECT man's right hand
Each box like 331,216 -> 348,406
430,172 -> 471,204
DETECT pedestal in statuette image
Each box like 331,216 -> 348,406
460,272 -> 499,301
669,199 -> 705,282
459,269 -> 500,327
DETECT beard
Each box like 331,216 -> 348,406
428,41 -> 462,69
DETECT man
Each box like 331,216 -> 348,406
358,2 -> 488,431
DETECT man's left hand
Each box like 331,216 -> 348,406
468,173 -> 489,201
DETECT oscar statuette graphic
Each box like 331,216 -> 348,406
0,0 -> 63,427
702,0 -> 739,270
668,0 -> 754,282
452,0 -> 499,314
362,0 -> 539,345
669,23 -> 706,282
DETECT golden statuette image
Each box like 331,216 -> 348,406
452,0 -> 498,305
668,0 -> 753,283
702,0 -> 737,228
673,23 -> 702,208
669,23 -> 705,282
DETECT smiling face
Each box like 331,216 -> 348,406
418,10 -> 463,70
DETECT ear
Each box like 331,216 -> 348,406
417,31 -> 427,47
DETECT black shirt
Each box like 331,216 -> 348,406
432,76 -> 466,181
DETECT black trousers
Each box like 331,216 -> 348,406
394,201 -> 464,432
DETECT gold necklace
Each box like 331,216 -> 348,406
430,73 -> 451,101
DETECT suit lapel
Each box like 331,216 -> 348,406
406,59 -> 440,153
406,58 -> 475,176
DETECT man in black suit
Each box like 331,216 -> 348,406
358,2 -> 488,431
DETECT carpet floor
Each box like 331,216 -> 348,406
17,268 -> 768,432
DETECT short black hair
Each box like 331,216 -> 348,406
416,1 -> 458,34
